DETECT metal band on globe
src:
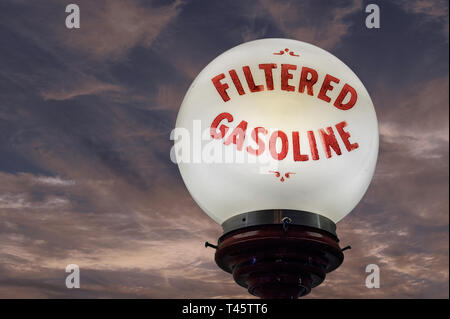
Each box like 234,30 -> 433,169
221,209 -> 337,237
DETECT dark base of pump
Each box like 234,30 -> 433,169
214,224 -> 344,299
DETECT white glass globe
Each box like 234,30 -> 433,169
175,38 -> 378,225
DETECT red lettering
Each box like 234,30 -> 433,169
224,120 -> 248,151
246,127 -> 268,156
258,63 -> 277,90
299,67 -> 318,96
335,121 -> 359,151
281,64 -> 297,91
334,84 -> 357,110
229,69 -> 245,96
292,131 -> 309,161
269,130 -> 288,160
210,112 -> 233,139
243,66 -> 264,92
211,73 -> 230,102
319,127 -> 342,158
211,112 -> 358,161
318,74 -> 340,103
307,130 -> 319,160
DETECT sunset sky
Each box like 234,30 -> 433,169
0,0 -> 448,298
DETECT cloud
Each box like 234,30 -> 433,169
0,169 -> 237,298
377,76 -> 449,160
61,0 -> 183,60
399,0 -> 449,39
260,0 -> 363,49
41,77 -> 125,101
0,193 -> 69,210
34,176 -> 76,186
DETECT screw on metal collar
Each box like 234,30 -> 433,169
282,216 -> 292,232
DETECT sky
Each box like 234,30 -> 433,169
0,0 -> 448,298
